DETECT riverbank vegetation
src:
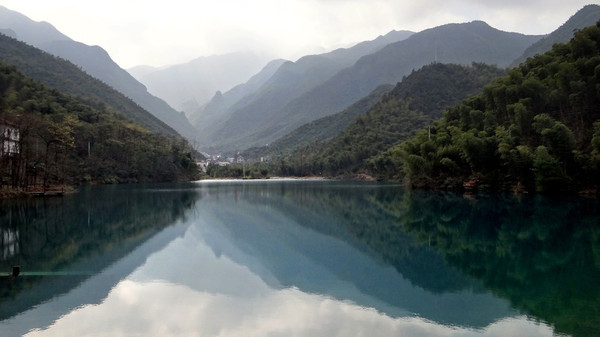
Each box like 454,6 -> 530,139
226,23 -> 600,195
396,22 -> 600,193
0,62 -> 199,195
218,63 -> 505,180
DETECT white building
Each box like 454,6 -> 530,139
0,119 -> 19,157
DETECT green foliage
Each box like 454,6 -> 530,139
234,63 -> 505,180
532,146 -> 570,192
395,22 -> 600,193
512,5 -> 600,67
0,33 -> 178,137
389,63 -> 506,120
243,84 -> 394,160
0,62 -> 198,189
317,99 -> 427,175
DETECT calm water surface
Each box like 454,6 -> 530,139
0,180 -> 598,337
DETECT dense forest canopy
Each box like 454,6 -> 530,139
227,63 -> 506,180
219,21 -> 600,196
396,22 -> 600,193
233,22 -> 600,195
243,84 -> 395,161
0,33 -> 178,137
0,62 -> 198,191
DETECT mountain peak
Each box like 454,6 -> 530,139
0,5 -> 71,45
467,20 -> 490,26
579,4 -> 600,13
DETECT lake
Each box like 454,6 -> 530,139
0,180 -> 598,337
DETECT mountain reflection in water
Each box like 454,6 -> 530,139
0,180 -> 597,337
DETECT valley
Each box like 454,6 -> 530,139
1,4 -> 600,195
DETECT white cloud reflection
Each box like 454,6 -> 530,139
24,280 -> 556,337
23,220 -> 559,337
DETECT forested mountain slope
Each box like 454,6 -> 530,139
396,22 -> 600,193
243,84 -> 394,160
0,62 -> 198,189
0,6 -> 198,141
241,63 -> 505,178
312,63 -> 506,177
511,4 -> 600,67
0,33 -> 177,137
209,21 -> 541,151
198,30 -> 414,151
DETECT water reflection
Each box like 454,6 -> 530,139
0,183 -> 200,331
397,190 -> 600,337
190,181 -> 515,328
1,180 -> 597,337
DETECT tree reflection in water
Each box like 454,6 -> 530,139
236,181 -> 600,337
0,183 -> 200,320
396,190 -> 600,337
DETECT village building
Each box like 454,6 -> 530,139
0,119 -> 19,157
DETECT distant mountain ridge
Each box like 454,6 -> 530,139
0,5 -> 198,141
243,84 -> 394,160
0,7 -> 69,44
196,30 -> 414,150
258,63 -> 507,178
511,4 -> 600,66
129,52 -> 271,113
0,33 -> 178,137
209,21 -> 542,151
190,59 -> 287,146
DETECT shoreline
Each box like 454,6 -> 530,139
196,176 -> 330,183
0,185 -> 77,200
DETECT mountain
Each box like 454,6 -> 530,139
129,52 -> 271,114
128,65 -> 162,79
396,22 -> 600,193
0,6 -> 198,141
0,60 -> 198,186
197,30 -> 414,151
209,21 -> 542,151
511,4 -> 600,67
0,28 -> 16,39
190,59 -> 287,145
243,84 -> 394,160
291,63 -> 506,178
217,63 -> 505,180
0,7 -> 70,44
0,33 -> 177,137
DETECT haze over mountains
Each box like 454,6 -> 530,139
0,5 -> 198,141
510,4 -> 600,66
128,52 -> 271,114
0,33 -> 178,138
200,22 -> 541,151
192,5 -> 600,154
189,58 -> 288,145
2,4 -> 600,157
190,29 -> 415,150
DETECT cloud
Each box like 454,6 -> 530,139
0,1 -> 593,69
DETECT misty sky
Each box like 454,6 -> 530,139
2,0 -> 596,68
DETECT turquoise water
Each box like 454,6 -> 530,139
0,180 -> 598,336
